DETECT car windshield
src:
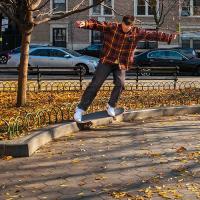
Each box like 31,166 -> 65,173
177,49 -> 196,59
63,49 -> 82,57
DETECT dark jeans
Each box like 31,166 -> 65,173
78,62 -> 126,111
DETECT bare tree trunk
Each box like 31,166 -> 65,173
17,30 -> 31,107
156,27 -> 159,48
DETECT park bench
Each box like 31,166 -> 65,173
0,65 -> 84,90
128,66 -> 179,89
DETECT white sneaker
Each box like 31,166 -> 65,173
74,107 -> 85,122
107,104 -> 115,117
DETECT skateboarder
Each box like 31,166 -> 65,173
74,15 -> 177,122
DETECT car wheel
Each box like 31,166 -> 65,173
76,64 -> 89,76
0,55 -> 8,64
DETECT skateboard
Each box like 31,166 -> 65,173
76,108 -> 124,130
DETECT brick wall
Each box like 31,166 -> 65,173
31,0 -> 200,50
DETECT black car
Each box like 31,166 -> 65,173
76,44 -> 103,58
134,48 -> 200,75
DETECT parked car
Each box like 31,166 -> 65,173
134,48 -> 200,75
7,47 -> 99,75
76,44 -> 103,58
76,43 -> 157,58
0,44 -> 49,64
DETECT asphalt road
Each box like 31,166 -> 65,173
1,64 -> 200,82
0,73 -> 200,82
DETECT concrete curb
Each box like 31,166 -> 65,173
123,105 -> 200,121
0,115 -> 114,158
1,105 -> 200,157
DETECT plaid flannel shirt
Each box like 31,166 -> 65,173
78,19 -> 173,70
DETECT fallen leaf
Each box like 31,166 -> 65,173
2,156 -> 13,161
60,184 -> 68,187
78,192 -> 84,196
176,146 -> 187,153
71,158 -> 80,164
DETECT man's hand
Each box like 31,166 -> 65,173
75,21 -> 86,28
168,32 -> 179,44
172,32 -> 179,40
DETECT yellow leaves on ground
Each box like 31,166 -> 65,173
78,192 -> 84,196
71,158 -> 80,164
138,186 -> 183,200
111,191 -> 128,199
155,186 -> 183,199
2,156 -> 13,161
145,151 -> 162,158
188,151 -> 200,160
186,183 -> 200,199
0,134 -> 8,140
59,184 -> 68,187
95,176 -> 107,181
176,146 -> 187,153
0,88 -> 199,139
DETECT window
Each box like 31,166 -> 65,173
137,0 -> 145,15
50,49 -> 66,57
193,0 -> 200,15
87,44 -> 103,50
103,0 -> 112,15
182,39 -> 190,48
91,30 -> 103,43
135,0 -> 158,16
30,49 -> 50,56
53,0 -> 66,12
165,51 -> 183,60
91,0 -> 113,16
181,0 -> 190,16
181,0 -> 200,16
53,28 -> 66,47
148,51 -> 166,59
193,40 -> 200,49
64,49 -> 81,57
137,41 -> 157,49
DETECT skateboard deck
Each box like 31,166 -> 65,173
76,108 -> 124,130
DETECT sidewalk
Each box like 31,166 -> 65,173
0,115 -> 199,200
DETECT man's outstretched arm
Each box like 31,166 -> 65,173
75,19 -> 115,32
136,28 -> 178,44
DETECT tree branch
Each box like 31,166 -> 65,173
101,3 -> 123,16
29,0 -> 50,11
0,4 -> 22,29
34,0 -> 105,24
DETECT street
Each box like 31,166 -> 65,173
0,73 -> 200,82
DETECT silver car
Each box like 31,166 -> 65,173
7,47 -> 99,75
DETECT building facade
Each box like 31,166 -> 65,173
0,14 -> 21,51
31,0 -> 200,52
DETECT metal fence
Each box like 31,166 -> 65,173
1,80 -> 200,92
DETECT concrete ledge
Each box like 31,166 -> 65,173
0,122 -> 80,157
1,105 -> 200,158
0,111 -> 115,158
123,105 -> 200,121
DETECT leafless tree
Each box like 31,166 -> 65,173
143,0 -> 179,30
0,0 -> 105,107
138,0 -> 179,47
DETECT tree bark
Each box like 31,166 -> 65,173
16,30 -> 32,107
